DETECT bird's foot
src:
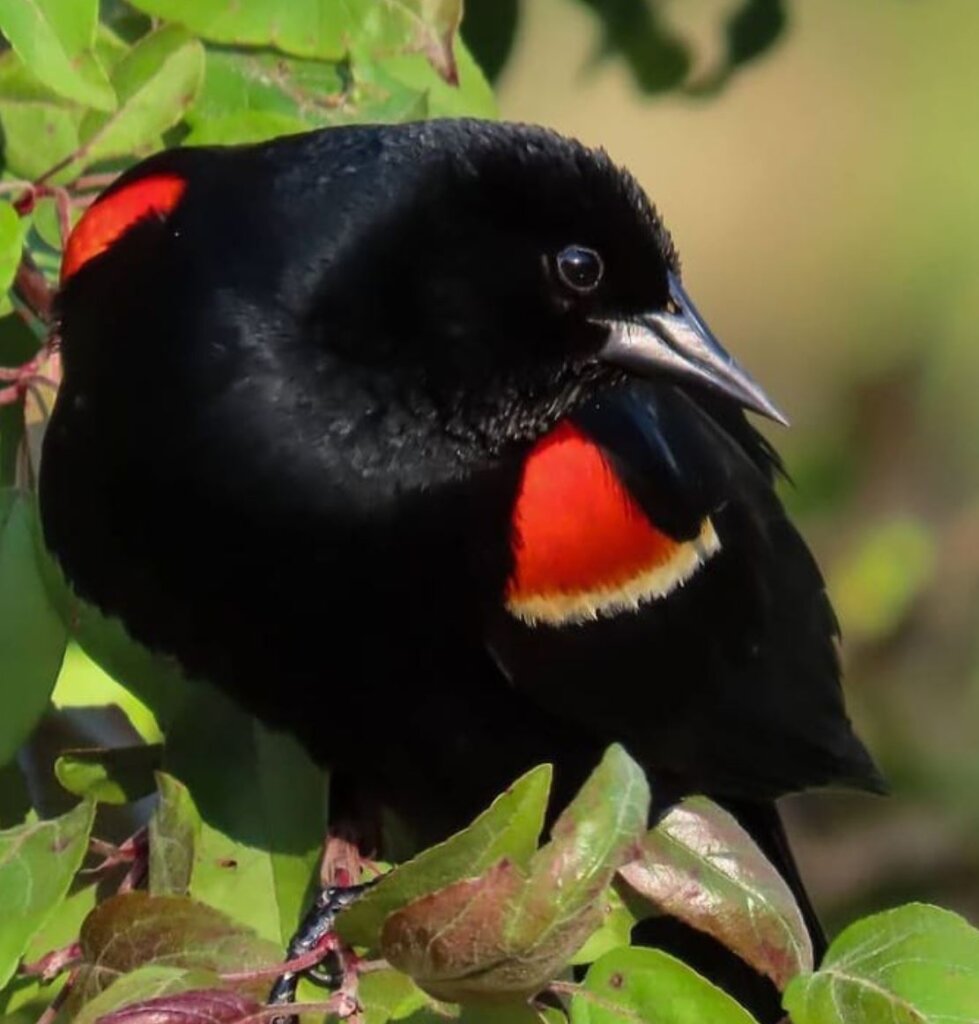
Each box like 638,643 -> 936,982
268,881 -> 373,1024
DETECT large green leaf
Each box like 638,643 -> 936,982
571,946 -> 759,1024
0,0 -> 115,110
76,25 -> 205,170
0,490 -> 68,767
0,800 -> 95,989
617,797 -> 812,990
339,762 -> 552,949
783,903 -> 979,1024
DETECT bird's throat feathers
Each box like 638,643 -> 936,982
506,421 -> 720,626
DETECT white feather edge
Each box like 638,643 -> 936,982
506,518 -> 721,627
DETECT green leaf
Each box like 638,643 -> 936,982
0,0 -> 115,110
164,687 -> 327,945
460,0 -> 520,83
0,800 -> 95,988
149,772 -> 201,897
783,903 -> 979,1024
380,746 -> 649,1002
76,25 -> 205,170
569,886 -> 636,967
572,947 -> 759,1024
187,48 -> 345,132
0,490 -> 68,767
0,52 -> 83,182
127,0 -> 462,81
617,796 -> 812,990
0,203 -> 26,300
73,967 -> 223,1024
363,38 -> 495,119
74,892 -> 281,1006
359,968 -> 432,1024
338,762 -> 552,949
54,743 -> 162,804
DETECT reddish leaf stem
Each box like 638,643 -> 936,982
34,967 -> 79,1024
20,943 -> 82,982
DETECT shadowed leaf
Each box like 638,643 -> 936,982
783,903 -> 979,1024
617,796 -> 812,989
55,744 -> 162,805
74,892 -> 281,1006
0,490 -> 68,770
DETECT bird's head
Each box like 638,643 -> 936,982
57,119 -> 784,489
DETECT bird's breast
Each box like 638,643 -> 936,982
505,420 -> 720,626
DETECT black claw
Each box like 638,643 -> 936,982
267,881 -> 375,1024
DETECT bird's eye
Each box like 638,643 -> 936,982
554,245 -> 604,294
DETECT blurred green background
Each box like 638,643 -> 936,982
32,0 -> 979,936
489,0 -> 979,930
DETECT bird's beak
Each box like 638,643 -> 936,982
597,271 -> 789,426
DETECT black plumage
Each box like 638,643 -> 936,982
40,119 -> 883,1020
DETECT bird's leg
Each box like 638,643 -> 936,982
268,827 -> 383,1022
267,881 -> 371,1016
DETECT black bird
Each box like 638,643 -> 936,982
40,119 -> 883,1018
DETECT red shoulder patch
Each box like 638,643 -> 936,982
61,173 -> 187,283
506,420 -> 719,625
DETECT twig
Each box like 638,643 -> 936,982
20,943 -> 82,982
34,967 -> 79,1024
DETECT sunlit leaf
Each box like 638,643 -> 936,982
76,26 -> 205,170
126,0 -> 462,82
0,800 -> 95,988
572,946 -> 759,1024
0,0 -> 115,110
617,797 -> 812,989
149,773 -> 201,897
783,903 -> 979,1024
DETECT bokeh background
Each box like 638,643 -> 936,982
490,0 -> 979,931
26,0 -> 979,938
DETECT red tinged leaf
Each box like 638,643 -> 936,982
506,421 -> 719,625
61,174 -> 186,283
94,988 -> 260,1024
617,797 -> 813,990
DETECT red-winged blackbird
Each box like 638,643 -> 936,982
40,119 -> 883,1018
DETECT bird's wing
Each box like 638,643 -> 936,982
487,381 -> 884,800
